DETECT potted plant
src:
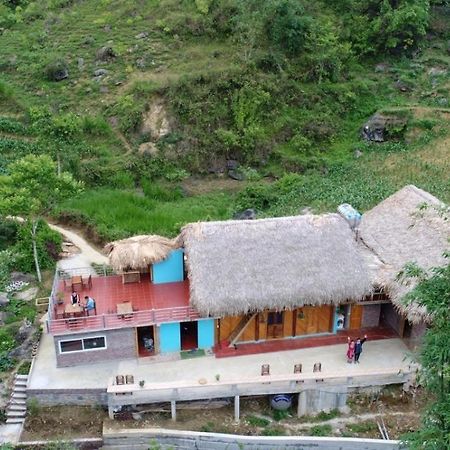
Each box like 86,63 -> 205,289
139,380 -> 145,388
56,291 -> 64,305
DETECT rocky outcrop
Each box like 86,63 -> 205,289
361,112 -> 408,142
141,96 -> 171,140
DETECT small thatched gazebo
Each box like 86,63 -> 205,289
359,185 -> 450,323
104,235 -> 180,272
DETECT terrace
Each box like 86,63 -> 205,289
47,268 -> 198,335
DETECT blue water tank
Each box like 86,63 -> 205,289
337,203 -> 361,229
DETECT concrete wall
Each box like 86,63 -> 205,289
159,322 -> 181,353
362,304 -> 381,328
103,428 -> 402,450
54,328 -> 135,367
152,249 -> 184,284
381,303 -> 401,334
27,388 -> 107,406
197,319 -> 214,349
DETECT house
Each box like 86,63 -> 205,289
46,185 -> 448,367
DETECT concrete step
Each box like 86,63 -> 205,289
10,398 -> 26,405
12,392 -> 27,399
6,418 -> 24,424
14,386 -> 27,392
15,374 -> 28,380
8,404 -> 26,412
6,410 -> 26,418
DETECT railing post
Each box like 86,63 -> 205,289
102,314 -> 106,329
46,320 -> 49,333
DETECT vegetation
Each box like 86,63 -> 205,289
402,257 -> 450,450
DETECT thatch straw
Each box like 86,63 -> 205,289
359,185 -> 449,323
180,214 -> 372,317
104,235 -> 180,271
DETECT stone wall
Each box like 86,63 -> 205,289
103,428 -> 402,450
380,303 -> 401,334
362,304 -> 381,328
54,328 -> 135,367
27,388 -> 107,406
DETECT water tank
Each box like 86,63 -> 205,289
270,394 -> 292,411
337,203 -> 361,229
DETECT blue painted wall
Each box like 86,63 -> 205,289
198,319 -> 215,349
152,249 -> 184,284
159,322 -> 181,353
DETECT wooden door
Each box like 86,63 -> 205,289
267,312 -> 284,339
349,305 -> 363,330
317,305 -> 333,332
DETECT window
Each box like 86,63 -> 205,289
59,336 -> 106,353
268,312 -> 283,325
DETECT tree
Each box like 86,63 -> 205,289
401,256 -> 450,450
0,155 -> 82,282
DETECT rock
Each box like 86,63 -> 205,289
374,63 -> 389,73
0,311 -> 5,325
138,142 -> 159,156
354,149 -> 363,158
16,319 -> 33,344
227,169 -> 244,181
233,209 -> 256,220
437,97 -> 448,106
135,32 -> 149,39
104,24 -> 112,32
94,68 -> 108,77
300,207 -> 313,215
83,35 -> 95,46
394,79 -> 412,92
141,96 -> 170,140
96,46 -> 116,61
10,272 -> 35,284
135,58 -> 146,69
100,85 -> 109,94
208,166 -> 225,175
77,57 -> 85,71
226,160 -> 239,170
108,116 -> 119,127
428,67 -> 446,77
361,112 -> 408,142
0,293 -> 9,307
14,286 -> 39,302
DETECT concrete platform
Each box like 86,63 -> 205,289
29,330 -> 413,392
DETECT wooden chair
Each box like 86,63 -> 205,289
294,364 -> 302,374
125,375 -> 134,384
261,364 -> 270,376
313,362 -> 322,372
116,375 -> 125,385
83,274 -> 93,290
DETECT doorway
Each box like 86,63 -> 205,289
136,326 -> 155,357
267,311 -> 284,339
180,321 -> 198,350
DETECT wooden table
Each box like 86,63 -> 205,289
64,303 -> 84,317
117,302 -> 133,315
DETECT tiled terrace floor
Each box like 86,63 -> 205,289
215,327 -> 398,358
56,274 -> 189,316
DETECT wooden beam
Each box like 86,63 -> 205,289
228,313 -> 258,347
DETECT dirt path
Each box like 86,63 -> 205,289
48,223 -> 108,270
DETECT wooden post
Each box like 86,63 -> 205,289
108,404 -> 114,420
234,395 -> 240,423
171,400 -> 176,421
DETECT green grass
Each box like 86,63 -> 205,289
246,415 -> 271,427
309,424 -> 333,436
56,188 -> 234,240
347,421 -> 378,433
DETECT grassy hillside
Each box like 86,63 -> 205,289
0,0 -> 449,240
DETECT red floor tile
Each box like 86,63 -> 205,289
57,274 -> 190,315
214,327 -> 398,358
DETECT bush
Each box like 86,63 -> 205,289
0,219 -> 18,251
27,398 -> 40,417
310,424 -> 333,436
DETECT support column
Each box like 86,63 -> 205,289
234,395 -> 240,423
297,390 -> 307,417
171,400 -> 176,421
108,404 -> 114,420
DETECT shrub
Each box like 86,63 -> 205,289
0,218 -> 18,251
246,415 -> 270,427
27,398 -> 40,417
310,424 -> 333,436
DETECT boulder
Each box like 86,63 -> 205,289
14,286 -> 39,302
394,79 -> 412,92
0,293 -> 8,307
77,57 -> 85,71
354,149 -> 363,158
227,169 -> 244,181
96,46 -> 116,61
16,319 -> 33,344
10,272 -> 35,284
226,160 -> 239,170
361,113 -> 408,142
135,32 -> 149,39
94,68 -> 108,77
428,67 -> 446,77
233,209 -> 257,220
138,142 -> 159,156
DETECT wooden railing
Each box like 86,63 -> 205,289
47,306 -> 201,335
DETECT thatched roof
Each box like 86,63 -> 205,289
359,185 -> 449,323
180,214 -> 372,317
104,235 -> 179,271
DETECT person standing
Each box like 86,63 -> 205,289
354,334 -> 368,363
346,337 -> 355,363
